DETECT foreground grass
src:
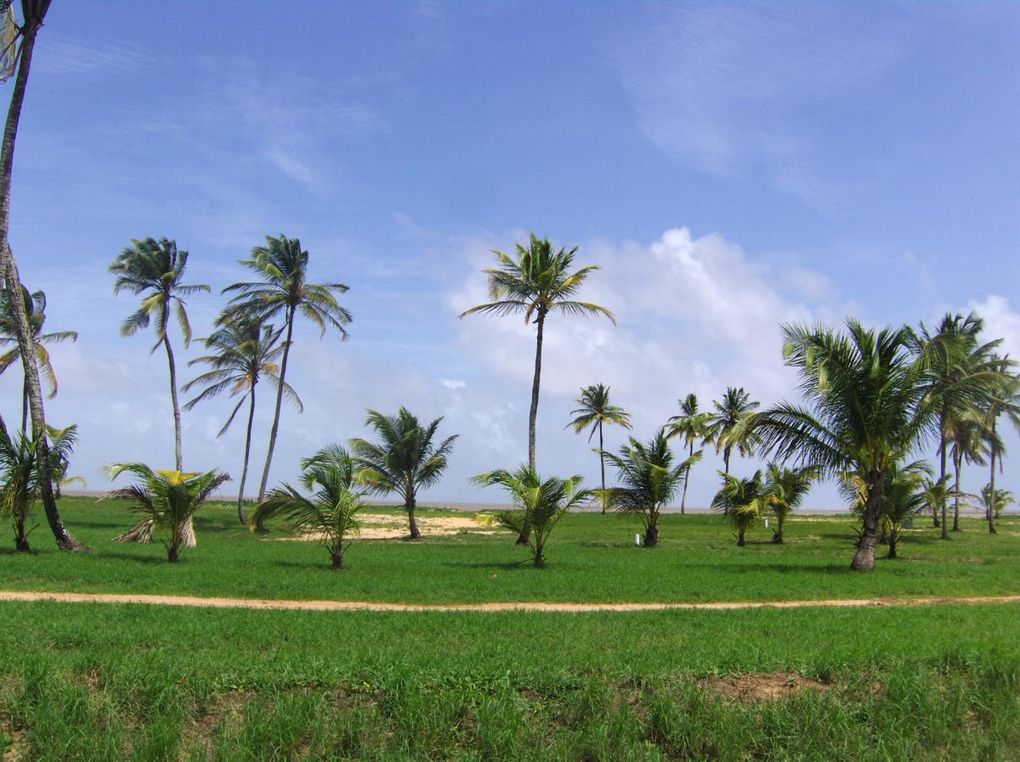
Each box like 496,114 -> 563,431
1,497 -> 1018,604
2,601 -> 1018,760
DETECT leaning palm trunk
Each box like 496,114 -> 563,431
988,430 -> 998,535
851,473 -> 882,571
952,450 -> 963,533
405,490 -> 421,540
938,424 -> 948,538
0,5 -> 84,552
162,333 -> 195,546
258,307 -> 294,501
236,386 -> 256,525
518,310 -> 545,544
680,440 -> 695,515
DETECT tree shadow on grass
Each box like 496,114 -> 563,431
96,550 -> 175,565
672,559 -> 851,575
441,559 -> 535,571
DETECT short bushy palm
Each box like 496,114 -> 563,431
764,464 -> 817,544
351,407 -> 457,540
104,463 -> 229,562
45,423 -> 82,499
474,465 -> 591,567
0,424 -> 38,552
222,234 -> 351,500
250,445 -> 363,570
880,461 -> 930,559
667,393 -> 710,514
566,383 -> 631,512
712,471 -> 768,547
603,430 -> 700,547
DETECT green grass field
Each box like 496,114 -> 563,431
2,498 -> 1020,759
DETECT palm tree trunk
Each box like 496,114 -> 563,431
162,332 -> 195,547
20,377 -> 28,436
258,307 -> 294,501
0,7 -> 84,552
680,440 -> 693,515
598,421 -> 606,514
988,432 -> 998,535
14,513 -> 30,552
330,546 -> 344,570
952,449 -> 962,532
236,385 -> 256,525
851,472 -> 882,571
721,447 -> 731,517
644,512 -> 659,548
518,310 -> 545,545
887,533 -> 897,559
939,431 -> 949,539
737,526 -> 746,547
406,487 -> 420,540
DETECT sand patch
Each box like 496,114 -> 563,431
279,512 -> 504,542
702,672 -> 829,703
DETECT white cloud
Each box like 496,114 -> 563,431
969,295 -> 1020,359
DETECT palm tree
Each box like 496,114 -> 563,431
183,316 -> 299,524
45,423 -> 82,499
222,234 -> 351,501
947,414 -> 988,532
920,474 -> 952,532
602,430 -> 701,548
110,237 -> 209,473
474,465 -> 592,567
250,445 -> 363,570
103,463 -> 229,562
566,384 -> 631,513
981,485 -> 1015,520
350,407 -> 457,540
914,313 -> 1002,539
0,423 -> 37,551
749,320 -> 938,571
764,463 -> 818,544
982,360 -> 1020,534
0,1 -> 84,552
0,285 -> 76,434
667,393 -> 711,514
712,471 -> 767,547
706,387 -> 760,476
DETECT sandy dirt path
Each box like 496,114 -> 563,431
1,590 -> 1019,613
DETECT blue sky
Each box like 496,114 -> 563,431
3,1 -> 1019,509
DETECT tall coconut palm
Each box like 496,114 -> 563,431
474,465 -> 591,567
184,316 -> 298,524
110,237 -> 209,472
667,393 -> 711,514
764,463 -> 818,544
251,445 -> 364,570
706,387 -> 759,475
0,0 -> 84,551
459,234 -> 613,542
981,360 -> 1020,534
103,463 -> 229,563
350,407 -> 457,540
914,313 -> 1003,539
0,285 -> 77,434
222,234 -> 351,500
712,470 -> 767,547
566,384 -> 631,513
749,320 -> 938,571
602,430 -> 701,548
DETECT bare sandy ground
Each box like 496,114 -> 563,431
279,512 -> 501,541
1,590 -> 1018,613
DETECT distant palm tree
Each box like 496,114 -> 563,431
981,485 -> 1015,519
566,384 -> 631,513
474,465 -> 592,567
250,445 -> 363,570
110,237 -> 209,473
184,316 -> 299,524
0,423 -> 38,552
667,393 -> 711,514
712,471 -> 767,547
763,463 -> 818,544
981,359 -> 1019,534
947,414 -> 988,532
914,313 -> 1002,539
460,235 -> 613,543
104,463 -> 229,563
0,286 -> 77,435
919,474 -> 951,532
45,423 -> 82,499
750,320 -> 937,571
350,407 -> 457,540
222,234 -> 351,500
707,387 -> 759,476
602,430 -> 701,548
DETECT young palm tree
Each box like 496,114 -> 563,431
250,445 -> 363,570
474,465 -> 591,567
981,485 -> 1015,519
566,384 -> 631,513
0,1 -> 83,552
0,286 -> 76,434
749,320 -> 937,571
183,316 -> 298,524
706,387 -> 760,476
914,313 -> 1003,539
764,463 -> 818,544
103,463 -> 229,563
0,423 -> 37,552
45,423 -> 82,499
110,237 -> 209,473
667,393 -> 711,514
879,461 -> 929,559
602,430 -> 701,548
350,407 -> 457,540
982,360 -> 1020,534
222,235 -> 351,501
712,471 -> 767,547
947,414 -> 988,532
920,474 -> 952,532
